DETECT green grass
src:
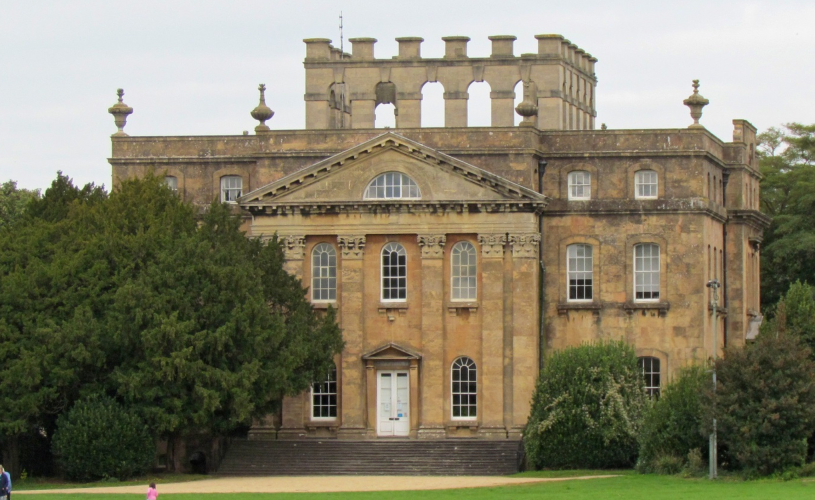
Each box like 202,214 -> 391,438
16,473 -> 815,500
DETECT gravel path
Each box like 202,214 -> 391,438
17,475 -> 617,494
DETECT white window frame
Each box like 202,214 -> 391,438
381,242 -> 407,302
364,172 -> 421,200
220,175 -> 242,203
634,243 -> 660,302
567,244 -> 593,302
164,176 -> 178,192
451,241 -> 477,301
638,356 -> 661,399
311,243 -> 337,303
567,170 -> 591,200
451,357 -> 477,420
311,364 -> 338,420
634,170 -> 658,200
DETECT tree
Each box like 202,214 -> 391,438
0,172 -> 344,475
524,341 -> 647,469
705,330 -> 815,476
0,180 -> 40,230
758,123 -> 815,308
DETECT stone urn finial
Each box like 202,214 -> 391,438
108,88 -> 134,137
250,84 -> 274,133
515,82 -> 538,127
683,79 -> 709,129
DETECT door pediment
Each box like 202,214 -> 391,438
239,132 -> 547,211
362,342 -> 422,361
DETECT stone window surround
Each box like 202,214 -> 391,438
451,356 -> 478,421
213,167 -> 249,204
627,161 -> 665,200
557,236 -> 601,308
557,162 -> 598,200
636,348 -> 668,393
626,234 -> 668,308
158,167 -> 185,199
310,363 -> 338,420
567,170 -> 592,201
311,242 -> 338,303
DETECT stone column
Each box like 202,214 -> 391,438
477,233 -> 508,438
337,235 -> 367,439
509,233 -> 540,438
278,235 -> 307,438
444,92 -> 468,128
417,234 -> 447,439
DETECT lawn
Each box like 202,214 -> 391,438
15,473 -> 815,500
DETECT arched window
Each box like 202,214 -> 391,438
220,175 -> 242,203
381,242 -> 407,301
364,172 -> 420,200
634,243 -> 660,301
451,241 -> 477,301
634,170 -> 658,199
164,176 -> 178,192
311,364 -> 338,419
451,357 -> 477,419
311,243 -> 337,302
638,357 -> 661,398
567,244 -> 593,301
567,171 -> 591,200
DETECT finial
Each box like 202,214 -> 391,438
108,88 -> 134,137
683,79 -> 709,129
515,82 -> 538,127
601,123 -> 608,130
250,83 -> 274,133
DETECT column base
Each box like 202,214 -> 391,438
417,426 -> 447,439
507,427 -> 524,440
337,427 -> 368,440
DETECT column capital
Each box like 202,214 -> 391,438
417,234 -> 447,259
478,233 -> 507,258
282,235 -> 306,260
509,233 -> 541,258
338,235 -> 366,259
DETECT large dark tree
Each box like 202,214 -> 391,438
758,123 -> 815,309
0,173 -> 343,475
0,180 -> 40,230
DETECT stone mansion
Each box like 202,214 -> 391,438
108,34 -> 769,441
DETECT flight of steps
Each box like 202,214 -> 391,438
217,439 -> 520,476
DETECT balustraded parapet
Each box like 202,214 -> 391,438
303,34 -> 598,131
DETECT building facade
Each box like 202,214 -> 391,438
108,34 -> 769,441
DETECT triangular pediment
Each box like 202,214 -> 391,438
361,342 -> 422,361
239,133 -> 547,210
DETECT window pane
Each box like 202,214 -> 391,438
452,357 -> 477,420
364,172 -> 421,199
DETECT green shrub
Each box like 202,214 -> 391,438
637,364 -> 708,472
705,331 -> 815,476
524,340 -> 647,469
683,448 -> 706,477
52,395 -> 154,481
651,454 -> 684,475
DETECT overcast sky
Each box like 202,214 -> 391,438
1,0 -> 813,191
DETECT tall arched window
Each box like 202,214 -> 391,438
638,357 -> 661,398
311,243 -> 337,302
452,357 -> 477,419
634,170 -> 658,199
567,171 -> 591,200
451,241 -> 477,301
364,172 -> 420,200
567,244 -> 593,301
220,175 -> 242,203
634,243 -> 660,301
311,364 -> 338,419
381,242 -> 407,301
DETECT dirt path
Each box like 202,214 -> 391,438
17,475 -> 618,494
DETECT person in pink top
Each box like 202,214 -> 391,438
146,482 -> 158,500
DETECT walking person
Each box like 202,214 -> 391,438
0,465 -> 9,500
146,482 -> 158,500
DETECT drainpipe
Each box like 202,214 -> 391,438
721,170 -> 730,348
537,160 -> 547,372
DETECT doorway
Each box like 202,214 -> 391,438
377,371 -> 410,437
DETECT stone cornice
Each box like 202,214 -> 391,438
544,198 -> 728,223
337,235 -> 366,259
728,209 -> 772,230
245,200 -> 546,216
477,233 -> 507,258
417,234 -> 447,259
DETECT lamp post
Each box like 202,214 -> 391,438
706,278 -> 720,479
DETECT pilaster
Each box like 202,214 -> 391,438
418,233 -> 447,439
282,235 -> 306,280
337,235 -> 367,439
477,233 -> 508,438
509,233 -> 540,436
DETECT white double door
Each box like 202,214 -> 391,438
377,370 -> 410,437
